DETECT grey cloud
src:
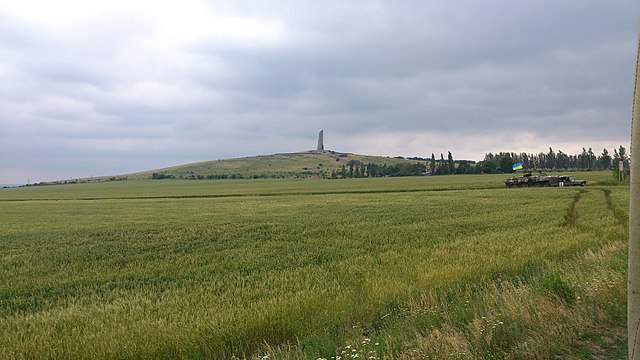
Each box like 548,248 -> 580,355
1,0 -> 638,183
187,0 -> 636,131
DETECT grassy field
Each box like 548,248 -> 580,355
0,171 -> 628,359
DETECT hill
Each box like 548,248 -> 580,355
125,150 -> 427,180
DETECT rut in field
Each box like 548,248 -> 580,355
563,189 -> 585,227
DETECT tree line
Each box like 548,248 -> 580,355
329,160 -> 427,178
329,153 -> 476,178
477,146 -> 629,174
333,145 -> 631,179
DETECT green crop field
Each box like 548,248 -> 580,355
0,172 -> 629,359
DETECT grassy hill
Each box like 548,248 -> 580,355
126,151 -> 425,180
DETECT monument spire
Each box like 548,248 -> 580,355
316,130 -> 324,152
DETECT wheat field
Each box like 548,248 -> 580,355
0,172 -> 628,358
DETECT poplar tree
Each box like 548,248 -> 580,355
430,153 -> 436,174
600,148 -> 612,170
447,151 -> 454,175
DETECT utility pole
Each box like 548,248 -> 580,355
629,28 -> 640,360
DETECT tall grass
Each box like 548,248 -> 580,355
0,173 -> 627,358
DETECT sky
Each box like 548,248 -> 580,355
1,0 -> 638,183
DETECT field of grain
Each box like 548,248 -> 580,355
0,172 -> 628,359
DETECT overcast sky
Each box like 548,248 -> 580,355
1,0 -> 638,183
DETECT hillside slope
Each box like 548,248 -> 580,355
127,151 -> 425,180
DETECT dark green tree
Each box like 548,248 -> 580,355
437,154 -> 447,175
615,145 -> 630,180
578,147 -> 589,170
600,148 -> 612,170
456,160 -> 470,174
620,145 -> 629,164
430,153 -> 436,174
479,160 -> 496,174
499,155 -> 514,173
557,150 -> 569,170
547,147 -> 556,169
587,148 -> 596,170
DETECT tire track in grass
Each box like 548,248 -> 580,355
600,188 -> 628,227
564,189 -> 586,227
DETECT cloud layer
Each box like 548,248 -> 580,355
1,0 -> 637,183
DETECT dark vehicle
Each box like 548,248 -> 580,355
552,175 -> 587,187
505,173 -> 586,187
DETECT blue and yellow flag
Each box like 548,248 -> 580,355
512,162 -> 523,171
